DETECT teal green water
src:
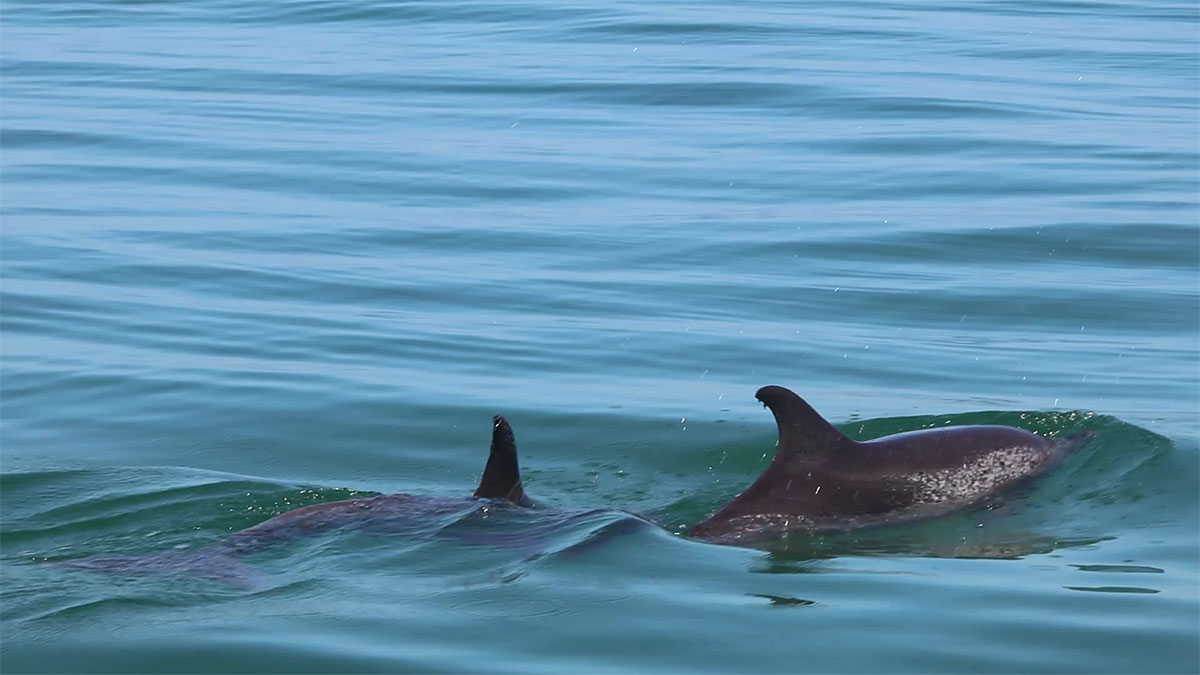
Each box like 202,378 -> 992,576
2,0 -> 1198,672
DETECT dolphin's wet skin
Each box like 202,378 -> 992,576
689,386 -> 1094,544
61,386 -> 1094,582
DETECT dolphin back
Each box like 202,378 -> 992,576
689,386 -> 854,541
690,387 -> 1098,545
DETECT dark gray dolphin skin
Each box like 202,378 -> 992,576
62,416 -> 533,580
688,385 -> 1094,545
473,414 -> 532,506
221,415 -> 531,553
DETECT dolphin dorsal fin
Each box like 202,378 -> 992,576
755,386 -> 851,465
473,416 -> 532,506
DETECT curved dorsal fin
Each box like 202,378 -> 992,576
755,385 -> 851,466
473,416 -> 532,506
685,387 -> 853,541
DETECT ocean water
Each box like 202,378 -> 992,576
2,0 -> 1197,672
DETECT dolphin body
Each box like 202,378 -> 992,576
63,388 -> 1093,579
60,417 -> 538,584
220,415 -> 532,554
687,385 -> 1094,545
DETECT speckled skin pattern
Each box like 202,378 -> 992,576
690,386 -> 1092,545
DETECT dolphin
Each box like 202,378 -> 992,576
688,385 -> 1095,545
219,415 -> 531,554
60,416 -> 535,583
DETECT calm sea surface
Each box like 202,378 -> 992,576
2,0 -> 1197,673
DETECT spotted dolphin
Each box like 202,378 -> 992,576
688,385 -> 1094,545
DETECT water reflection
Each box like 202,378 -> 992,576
1065,586 -> 1160,594
750,593 -> 817,608
751,530 -> 1114,574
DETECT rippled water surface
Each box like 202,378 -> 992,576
2,0 -> 1197,673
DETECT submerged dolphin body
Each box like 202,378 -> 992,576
202,415 -> 535,556
61,417 -> 539,584
688,385 -> 1094,545
222,415 -> 532,553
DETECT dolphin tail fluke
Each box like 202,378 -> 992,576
473,415 -> 532,506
